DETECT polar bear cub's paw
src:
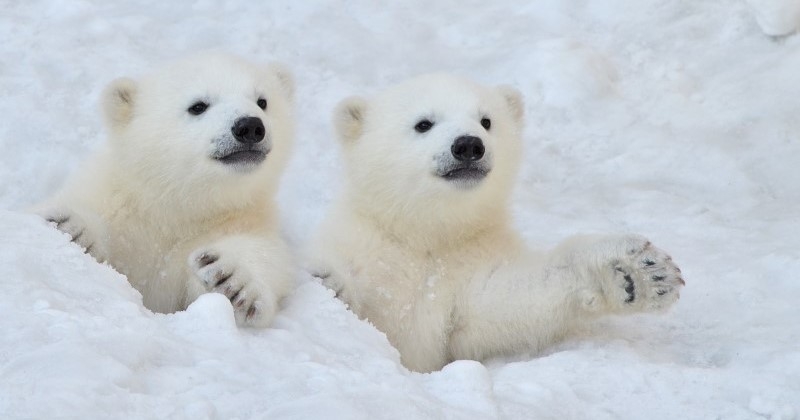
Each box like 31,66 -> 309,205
189,244 -> 278,328
40,207 -> 108,262
601,235 -> 685,313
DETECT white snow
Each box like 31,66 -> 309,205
1,1 -> 799,419
747,0 -> 800,36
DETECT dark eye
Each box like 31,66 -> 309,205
481,117 -> 491,130
414,119 -> 434,133
188,101 -> 209,115
257,98 -> 267,110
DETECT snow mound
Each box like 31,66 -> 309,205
747,0 -> 800,36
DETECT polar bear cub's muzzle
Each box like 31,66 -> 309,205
212,115 -> 272,170
435,135 -> 492,189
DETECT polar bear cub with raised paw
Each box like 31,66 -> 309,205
36,53 -> 295,327
310,74 -> 685,372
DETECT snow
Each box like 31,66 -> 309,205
747,0 -> 800,36
1,0 -> 799,418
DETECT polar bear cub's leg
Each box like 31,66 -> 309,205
187,235 -> 293,328
555,234 -> 684,315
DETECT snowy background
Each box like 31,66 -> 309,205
1,0 -> 799,418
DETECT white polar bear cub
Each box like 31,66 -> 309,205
36,53 -> 295,327
310,74 -> 685,372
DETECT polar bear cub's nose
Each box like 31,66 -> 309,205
231,117 -> 265,144
451,136 -> 485,162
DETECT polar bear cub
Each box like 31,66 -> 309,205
36,52 -> 295,327
310,74 -> 685,372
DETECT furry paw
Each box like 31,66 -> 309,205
601,235 -> 684,312
40,208 -> 107,262
310,266 -> 355,308
311,269 -> 343,296
188,247 -> 278,328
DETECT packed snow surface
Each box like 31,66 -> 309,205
1,1 -> 799,419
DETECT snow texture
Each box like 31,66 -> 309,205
1,1 -> 798,419
747,0 -> 800,36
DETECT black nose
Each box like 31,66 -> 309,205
231,117 -> 265,144
451,136 -> 485,162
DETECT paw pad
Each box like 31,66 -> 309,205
608,237 -> 685,312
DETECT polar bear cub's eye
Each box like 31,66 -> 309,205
480,117 -> 491,130
414,119 -> 434,133
188,101 -> 209,116
257,97 -> 267,110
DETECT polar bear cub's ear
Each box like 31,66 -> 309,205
496,85 -> 524,124
102,77 -> 138,129
334,96 -> 368,144
267,63 -> 295,103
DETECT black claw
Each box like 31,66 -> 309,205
312,271 -> 331,280
652,275 -> 666,281
230,287 -> 243,303
84,243 -> 94,254
72,229 -> 85,242
197,253 -> 218,267
214,272 -> 233,287
643,259 -> 656,266
656,289 -> 669,296
246,305 -> 257,319
47,215 -> 69,225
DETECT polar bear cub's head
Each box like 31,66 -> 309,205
334,74 -> 524,227
102,52 -> 294,200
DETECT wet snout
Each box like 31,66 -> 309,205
231,116 -> 265,144
435,135 -> 490,188
451,135 -> 485,162
212,116 -> 271,169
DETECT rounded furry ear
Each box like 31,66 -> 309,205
102,77 -> 137,128
267,63 -> 295,102
496,85 -> 524,124
334,96 -> 368,144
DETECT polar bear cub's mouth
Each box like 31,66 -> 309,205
211,141 -> 271,170
442,165 -> 490,181
437,162 -> 491,188
216,148 -> 268,165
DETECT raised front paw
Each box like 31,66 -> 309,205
188,247 -> 277,328
40,208 -> 107,262
603,235 -> 684,313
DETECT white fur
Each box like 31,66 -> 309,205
310,74 -> 684,372
36,52 -> 295,327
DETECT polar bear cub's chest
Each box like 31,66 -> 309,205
342,248 -> 466,343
